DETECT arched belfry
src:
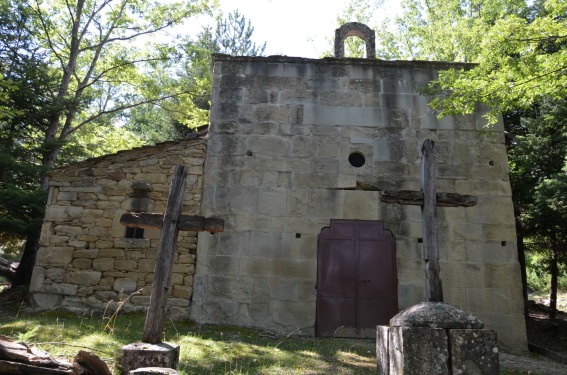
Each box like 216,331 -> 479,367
334,22 -> 376,58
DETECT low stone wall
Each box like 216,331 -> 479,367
29,138 -> 206,319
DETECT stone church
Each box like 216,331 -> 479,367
29,23 -> 528,353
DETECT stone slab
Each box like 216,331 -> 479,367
129,367 -> 179,375
389,326 -> 449,375
450,329 -> 499,375
119,342 -> 179,375
376,326 -> 390,375
390,302 -> 484,329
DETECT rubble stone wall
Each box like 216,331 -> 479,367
192,55 -> 527,353
29,139 -> 206,319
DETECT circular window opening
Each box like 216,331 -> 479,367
348,152 -> 366,168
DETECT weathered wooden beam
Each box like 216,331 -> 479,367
380,190 -> 478,207
142,165 -> 187,344
421,139 -> 443,303
120,213 -> 224,233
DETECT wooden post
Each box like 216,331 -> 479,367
142,165 -> 187,344
421,139 -> 443,302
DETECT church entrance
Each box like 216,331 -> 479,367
315,219 -> 398,338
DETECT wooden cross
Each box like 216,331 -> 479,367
380,139 -> 477,302
120,165 -> 224,344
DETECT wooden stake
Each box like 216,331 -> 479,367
142,165 -> 187,344
421,139 -> 443,302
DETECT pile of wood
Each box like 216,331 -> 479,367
0,335 -> 111,374
0,258 -> 17,281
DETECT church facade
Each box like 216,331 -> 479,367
30,32 -> 527,353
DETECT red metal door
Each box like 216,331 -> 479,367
316,220 -> 397,338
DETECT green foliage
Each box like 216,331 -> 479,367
526,250 -> 567,292
376,0 -> 528,62
160,9 -> 267,130
426,0 -> 567,123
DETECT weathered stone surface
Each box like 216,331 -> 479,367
450,329 -> 499,375
119,342 -> 180,375
129,367 -> 179,375
389,326 -> 449,375
390,302 -> 484,329
376,326 -> 390,375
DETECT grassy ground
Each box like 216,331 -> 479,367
0,307 -> 376,374
0,303 -> 559,375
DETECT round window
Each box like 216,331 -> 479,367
348,152 -> 366,168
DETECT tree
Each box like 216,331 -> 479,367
0,0 -> 213,287
509,98 -> 567,319
376,0 -> 528,62
424,0 -> 567,124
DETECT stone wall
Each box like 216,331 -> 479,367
30,138 -> 206,319
192,55 -> 527,353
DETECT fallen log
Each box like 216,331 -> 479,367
0,335 -> 113,374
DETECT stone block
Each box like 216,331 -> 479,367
258,188 -> 287,217
214,186 -> 259,215
449,329 -> 499,375
287,189 -> 310,217
114,278 -> 138,293
29,267 -> 45,293
119,342 -> 179,375
292,135 -> 313,157
37,247 -> 74,267
32,293 -> 62,309
250,232 -> 295,258
442,262 -> 484,288
342,191 -> 379,220
72,258 -> 92,270
389,327 -> 450,375
51,283 -> 78,296
272,301 -> 315,328
266,258 -> 316,280
172,285 -> 192,299
303,105 -> 389,127
239,257 -> 267,277
483,263 -> 522,290
377,326 -> 390,375
208,276 -> 253,303
70,270 -> 102,286
138,259 -> 156,272
115,260 -> 138,271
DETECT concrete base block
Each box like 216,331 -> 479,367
119,342 -> 180,375
376,303 -> 500,375
450,329 -> 499,375
376,326 -> 390,375
390,326 -> 450,375
129,368 -> 179,375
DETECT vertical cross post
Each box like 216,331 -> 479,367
142,165 -> 187,344
421,139 -> 443,302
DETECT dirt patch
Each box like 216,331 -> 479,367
527,300 -> 567,355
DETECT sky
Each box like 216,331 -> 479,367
193,0 -> 401,58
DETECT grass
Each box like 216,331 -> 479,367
0,307 -> 376,374
0,304 -> 556,375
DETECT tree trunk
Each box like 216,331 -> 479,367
549,239 -> 559,320
11,232 -> 40,288
513,204 -> 529,319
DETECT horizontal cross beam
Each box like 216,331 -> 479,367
380,190 -> 477,207
120,212 -> 224,233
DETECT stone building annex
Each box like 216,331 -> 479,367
29,23 -> 528,353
